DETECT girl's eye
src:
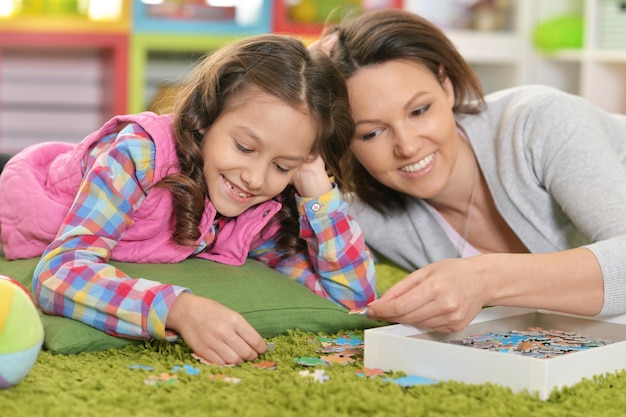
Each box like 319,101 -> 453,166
234,140 -> 253,153
411,104 -> 431,117
274,163 -> 290,174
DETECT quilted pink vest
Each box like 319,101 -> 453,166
0,112 -> 281,265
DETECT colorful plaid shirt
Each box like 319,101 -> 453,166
33,124 -> 376,340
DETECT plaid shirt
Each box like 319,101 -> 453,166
34,123 -> 376,340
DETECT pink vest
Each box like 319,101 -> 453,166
0,113 -> 282,266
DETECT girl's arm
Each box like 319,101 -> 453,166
249,185 -> 377,310
34,126 -> 188,340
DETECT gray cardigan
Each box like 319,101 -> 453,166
350,85 -> 626,315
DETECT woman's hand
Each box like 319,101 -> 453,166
366,257 -> 489,332
166,292 -> 266,365
291,154 -> 333,198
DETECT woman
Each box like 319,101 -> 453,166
320,9 -> 626,332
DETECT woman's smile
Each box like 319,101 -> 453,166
399,151 -> 436,174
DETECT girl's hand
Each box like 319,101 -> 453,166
366,257 -> 488,332
166,293 -> 266,365
291,154 -> 333,198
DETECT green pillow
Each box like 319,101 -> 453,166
0,254 -> 384,355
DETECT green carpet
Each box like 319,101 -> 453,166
4,263 -> 626,416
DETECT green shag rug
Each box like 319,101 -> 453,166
4,263 -> 626,416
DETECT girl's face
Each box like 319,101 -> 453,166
347,59 -> 461,200
202,88 -> 317,217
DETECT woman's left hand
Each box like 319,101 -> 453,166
291,154 -> 333,198
366,257 -> 488,332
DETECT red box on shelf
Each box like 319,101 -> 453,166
272,0 -> 403,37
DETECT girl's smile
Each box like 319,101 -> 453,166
222,176 -> 254,201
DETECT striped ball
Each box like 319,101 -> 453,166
0,275 -> 44,389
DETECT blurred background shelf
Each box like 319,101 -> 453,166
0,0 -> 625,153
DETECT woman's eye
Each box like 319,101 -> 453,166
411,104 -> 431,117
362,128 -> 382,141
234,140 -> 253,153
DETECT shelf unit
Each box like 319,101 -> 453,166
404,0 -> 535,95
528,0 -> 626,114
1,0 -> 624,153
129,34 -> 241,113
0,0 -> 130,153
272,0 -> 403,37
406,0 -> 626,113
129,0 -> 271,113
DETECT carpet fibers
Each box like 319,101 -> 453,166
4,263 -> 626,416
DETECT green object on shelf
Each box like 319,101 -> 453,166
533,14 -> 584,52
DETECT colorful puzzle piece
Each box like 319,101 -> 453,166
251,360 -> 278,370
299,369 -> 330,383
172,364 -> 200,375
383,374 -> 438,387
144,372 -> 179,386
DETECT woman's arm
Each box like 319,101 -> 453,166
368,248 -> 602,331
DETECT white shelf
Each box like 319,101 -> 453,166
446,30 -> 523,63
406,0 -> 626,113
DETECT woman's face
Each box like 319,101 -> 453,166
347,59 -> 461,200
201,87 -> 316,217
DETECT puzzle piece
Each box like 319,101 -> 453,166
383,374 -> 437,387
293,357 -> 328,367
209,374 -> 241,384
251,360 -> 278,370
172,364 -> 200,376
320,354 -> 354,365
348,307 -> 369,315
299,369 -> 329,383
355,367 -> 386,378
191,353 -> 236,367
127,364 -> 154,371
144,372 -> 179,386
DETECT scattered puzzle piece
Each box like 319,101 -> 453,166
299,369 -> 329,383
209,374 -> 241,384
348,307 -> 369,315
172,364 -> 200,375
144,373 -> 179,386
320,354 -> 354,365
128,364 -> 154,371
293,357 -> 328,367
383,375 -> 437,387
251,360 -> 278,370
191,353 -> 236,367
355,368 -> 386,378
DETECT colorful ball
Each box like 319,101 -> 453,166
0,275 -> 44,389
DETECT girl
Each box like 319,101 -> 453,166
320,9 -> 626,332
0,34 -> 376,364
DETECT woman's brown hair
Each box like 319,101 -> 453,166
321,9 -> 485,214
157,34 -> 353,256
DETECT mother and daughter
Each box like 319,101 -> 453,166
2,8 -> 626,365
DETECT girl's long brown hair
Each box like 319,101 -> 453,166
156,34 -> 353,256
322,9 -> 485,215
